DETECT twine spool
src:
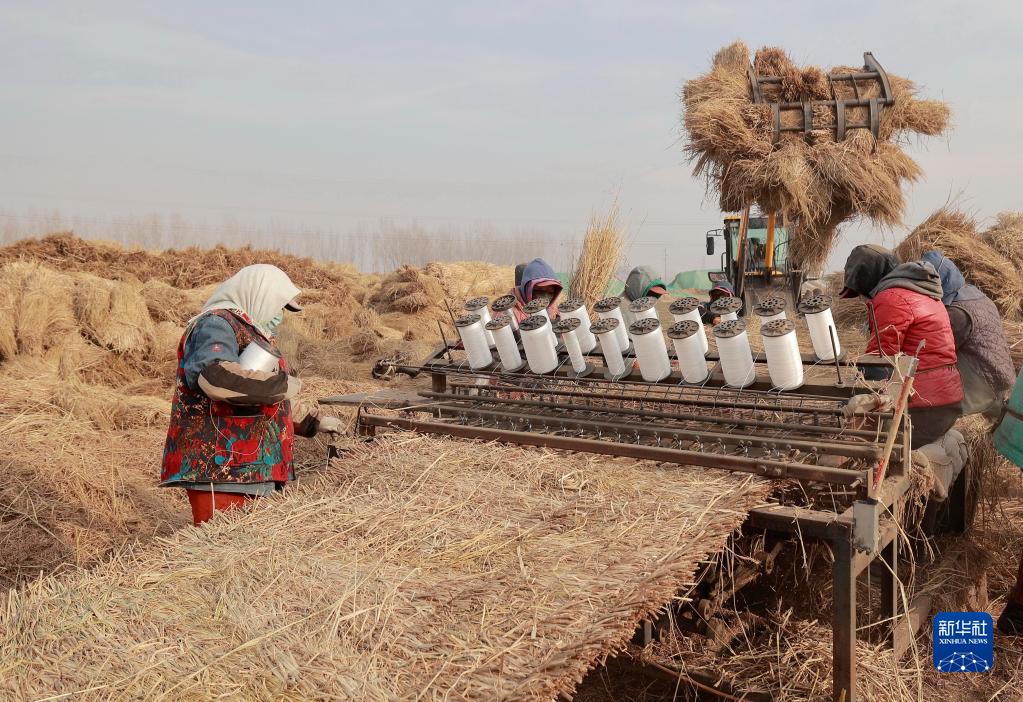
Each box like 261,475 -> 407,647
557,297 -> 597,353
464,296 -> 495,346
519,314 -> 559,374
710,296 -> 743,323
669,297 -> 708,356
524,297 -> 557,348
491,294 -> 518,331
594,297 -> 630,350
486,315 -> 524,372
753,295 -> 787,324
454,313 -> 494,370
667,320 -> 709,383
761,319 -> 804,390
629,317 -> 671,382
553,317 -> 589,375
798,295 -> 842,361
628,296 -> 659,324
591,317 -> 627,377
714,319 -> 755,388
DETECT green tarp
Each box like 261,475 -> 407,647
554,269 -> 714,298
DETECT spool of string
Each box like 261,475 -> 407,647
753,295 -> 787,324
591,317 -> 626,377
761,319 -> 804,390
519,314 -> 559,374
524,297 -> 557,348
628,296 -> 659,323
553,317 -> 589,375
557,297 -> 597,353
486,315 -> 523,371
669,297 -> 709,356
594,297 -> 630,351
629,317 -> 671,382
667,320 -> 709,383
798,294 -> 842,361
464,296 -> 495,346
454,313 -> 494,370
713,319 -> 755,388
491,294 -> 518,331
710,296 -> 743,323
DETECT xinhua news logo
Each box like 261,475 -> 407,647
933,612 -> 993,672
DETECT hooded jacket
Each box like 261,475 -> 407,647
510,258 -> 562,321
857,259 -> 963,409
699,282 -> 734,324
922,251 -> 1015,415
624,266 -> 667,302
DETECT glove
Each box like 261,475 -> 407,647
842,394 -> 892,419
285,375 -> 303,400
291,397 -> 320,424
317,415 -> 343,434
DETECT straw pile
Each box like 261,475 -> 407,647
682,42 -> 950,272
0,432 -> 770,701
569,200 -> 625,307
981,212 -> 1023,271
895,207 -> 1023,321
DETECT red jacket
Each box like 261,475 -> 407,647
866,288 -> 964,408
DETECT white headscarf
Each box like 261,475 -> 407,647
195,264 -> 301,336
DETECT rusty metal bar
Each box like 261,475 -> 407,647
361,414 -> 867,486
832,535 -> 857,702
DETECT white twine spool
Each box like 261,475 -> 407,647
798,295 -> 841,361
558,298 -> 597,353
628,296 -> 659,324
491,294 -> 518,331
753,295 -> 788,325
761,319 -> 804,391
486,317 -> 523,371
591,318 -> 627,377
454,313 -> 494,370
760,311 -> 785,323
464,297 -> 495,346
629,318 -> 671,382
710,297 -> 743,324
714,320 -> 756,388
595,297 -> 630,350
519,314 -> 559,374
668,320 -> 709,383
554,317 -> 588,374
669,297 -> 709,356
719,311 -> 738,322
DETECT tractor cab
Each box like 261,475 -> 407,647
706,210 -> 802,310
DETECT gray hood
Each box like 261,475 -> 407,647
870,261 -> 944,300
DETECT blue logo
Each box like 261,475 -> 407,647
933,612 -> 993,672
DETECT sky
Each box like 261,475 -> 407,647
1,1 -> 1021,273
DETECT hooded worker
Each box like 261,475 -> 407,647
841,244 -> 964,448
700,282 -> 735,324
921,251 -> 1015,419
160,264 -> 340,526
623,266 -> 668,302
510,258 -> 563,322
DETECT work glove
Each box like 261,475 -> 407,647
842,393 -> 892,419
317,415 -> 344,434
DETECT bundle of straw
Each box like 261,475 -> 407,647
981,211 -> 1023,271
895,207 -> 1023,320
682,42 -> 950,273
569,200 -> 625,307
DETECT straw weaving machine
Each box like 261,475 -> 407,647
324,315 -> 961,702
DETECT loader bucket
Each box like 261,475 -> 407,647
748,52 -> 894,143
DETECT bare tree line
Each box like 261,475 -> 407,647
0,210 -> 579,273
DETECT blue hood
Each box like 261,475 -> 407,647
517,258 -> 562,301
922,250 -> 983,305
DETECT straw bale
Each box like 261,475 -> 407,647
0,433 -> 770,701
683,42 -> 950,272
981,211 -> 1023,271
140,278 -> 207,324
570,200 -> 626,307
896,207 -> 1023,320
0,262 -> 77,359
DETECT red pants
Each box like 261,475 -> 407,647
186,489 -> 252,527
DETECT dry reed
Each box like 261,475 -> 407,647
683,42 -> 951,272
569,200 -> 625,307
0,433 -> 770,701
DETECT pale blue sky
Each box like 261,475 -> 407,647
1,1 -> 1020,272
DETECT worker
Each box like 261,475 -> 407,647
921,251 -> 1015,419
510,257 -> 562,322
840,244 -> 963,448
993,367 -> 1023,635
159,264 -> 341,526
700,282 -> 735,325
623,265 -> 668,302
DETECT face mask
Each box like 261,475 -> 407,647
265,311 -> 285,334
